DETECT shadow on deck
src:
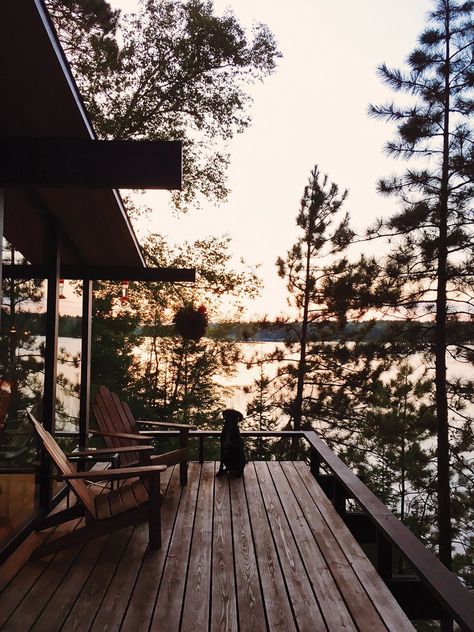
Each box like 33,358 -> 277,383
0,461 -> 415,631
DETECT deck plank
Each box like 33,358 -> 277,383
61,527 -> 133,631
31,536 -> 109,632
89,467 -> 174,632
291,462 -> 415,632
255,461 -> 328,632
149,462 -> 201,631
0,513 -> 85,629
268,462 -> 357,632
211,471 -> 238,632
281,462 -> 390,632
120,465 -> 184,630
244,463 -> 297,632
229,469 -> 266,632
0,462 -> 420,632
181,462 -> 215,631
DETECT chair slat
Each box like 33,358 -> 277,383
95,493 -> 111,519
131,480 -> 148,505
119,484 -> 140,512
107,488 -> 125,517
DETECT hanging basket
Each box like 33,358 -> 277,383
174,305 -> 208,341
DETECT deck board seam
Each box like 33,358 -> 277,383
111,464 -> 176,631
119,465 -> 182,631
289,461 -> 385,632
247,461 -> 298,631
29,536 -> 103,631
0,514 -> 87,629
227,471 -> 239,632
290,461 -> 403,632
254,461 -> 302,631
207,461 -> 216,632
278,462 -> 360,632
268,461 -> 339,632
175,463 -> 204,632
241,462 -> 270,632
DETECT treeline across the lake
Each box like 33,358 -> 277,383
10,313 -> 474,346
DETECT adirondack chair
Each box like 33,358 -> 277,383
91,386 -> 194,485
28,413 -> 166,559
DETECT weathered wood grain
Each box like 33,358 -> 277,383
291,462 -> 415,632
211,469 -> 238,632
244,463 -> 297,632
268,462 -> 356,631
230,469 -> 266,632
181,462 -> 215,631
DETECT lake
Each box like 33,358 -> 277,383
47,338 -> 473,431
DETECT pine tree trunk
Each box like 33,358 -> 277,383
435,3 -> 452,587
293,226 -> 312,433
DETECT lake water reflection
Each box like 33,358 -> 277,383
51,338 -> 474,429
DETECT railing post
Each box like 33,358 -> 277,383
376,531 -> 393,582
199,434 -> 204,464
310,447 -> 320,479
334,480 -> 346,516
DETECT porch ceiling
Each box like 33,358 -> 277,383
0,0 -> 175,269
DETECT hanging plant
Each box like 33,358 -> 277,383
173,304 -> 208,341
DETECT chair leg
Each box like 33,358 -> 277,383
148,472 -> 162,549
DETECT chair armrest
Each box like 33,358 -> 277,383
89,429 -> 153,441
61,464 -> 167,481
67,445 -> 154,458
136,420 -> 196,430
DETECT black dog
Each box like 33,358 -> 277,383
216,409 -> 246,477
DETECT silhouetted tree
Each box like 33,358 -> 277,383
368,0 -> 474,573
47,0 -> 281,210
275,165 -> 352,431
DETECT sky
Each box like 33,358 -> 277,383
61,0 -> 434,318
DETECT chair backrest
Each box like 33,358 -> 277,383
28,413 -> 96,518
92,386 -> 139,465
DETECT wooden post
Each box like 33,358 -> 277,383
334,480 -> 347,516
199,433 -> 205,465
39,222 -> 60,511
376,531 -> 393,582
310,447 -> 320,479
148,471 -> 162,549
180,429 -> 189,484
79,279 -> 92,452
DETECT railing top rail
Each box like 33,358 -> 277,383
303,431 -> 474,631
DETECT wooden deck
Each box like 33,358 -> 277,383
0,462 -> 415,631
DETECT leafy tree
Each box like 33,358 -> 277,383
367,0 -> 474,572
94,233 -> 261,427
47,0 -> 281,209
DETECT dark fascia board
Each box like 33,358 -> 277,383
34,0 -> 97,139
2,264 -> 195,283
0,139 -> 182,190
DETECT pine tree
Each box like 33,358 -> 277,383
369,0 -> 474,573
275,165 -> 352,432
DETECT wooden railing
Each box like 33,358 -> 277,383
145,428 -> 474,631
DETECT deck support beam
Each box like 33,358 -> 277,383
78,279 -> 92,453
39,221 -> 60,511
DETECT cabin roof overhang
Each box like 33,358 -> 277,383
0,0 -> 182,272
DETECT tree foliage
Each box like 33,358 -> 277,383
46,0 -> 281,209
366,0 -> 474,572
